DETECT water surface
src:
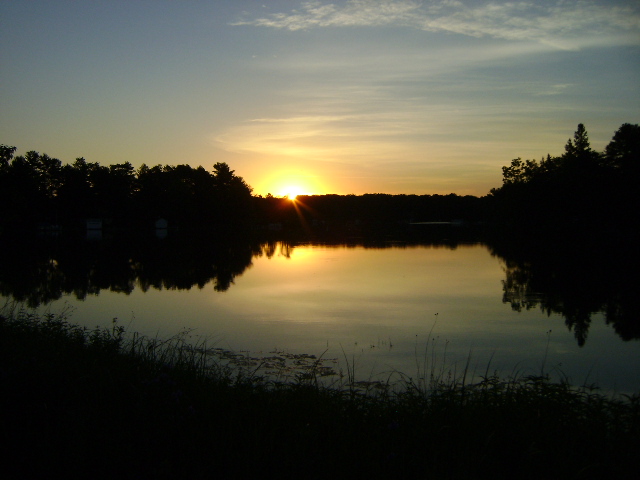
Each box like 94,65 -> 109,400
3,235 -> 636,393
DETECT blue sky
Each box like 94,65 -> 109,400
1,0 -> 638,196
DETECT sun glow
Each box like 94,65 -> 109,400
259,171 -> 326,198
282,187 -> 303,200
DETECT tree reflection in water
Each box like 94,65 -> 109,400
491,234 -> 639,346
0,233 -> 265,307
1,230 -> 638,346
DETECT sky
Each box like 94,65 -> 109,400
1,1 -> 639,197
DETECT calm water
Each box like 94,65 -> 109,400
2,235 -> 638,393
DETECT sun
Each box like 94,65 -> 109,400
283,187 -> 302,200
258,171 -> 326,199
277,184 -> 310,200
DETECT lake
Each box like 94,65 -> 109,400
1,230 -> 638,393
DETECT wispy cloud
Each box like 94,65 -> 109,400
534,83 -> 574,96
220,1 -> 638,195
213,112 -> 417,161
232,0 -> 640,49
212,109 -> 511,194
234,0 -> 422,30
212,95 -> 565,166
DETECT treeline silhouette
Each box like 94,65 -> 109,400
0,148 -> 482,234
0,150 -> 254,231
487,123 -> 639,236
2,127 -> 637,239
256,193 -> 485,236
2,123 -> 638,235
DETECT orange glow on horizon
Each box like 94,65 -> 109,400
280,186 -> 304,199
257,170 -> 327,198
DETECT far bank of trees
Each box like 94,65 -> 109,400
1,122 -> 637,234
0,149 -> 253,231
0,146 -> 485,233
254,193 -> 485,235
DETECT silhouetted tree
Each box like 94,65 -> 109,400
57,158 -> 95,221
0,144 -> 17,170
605,123 -> 640,173
0,150 -> 58,225
564,123 -> 594,160
211,162 -> 253,225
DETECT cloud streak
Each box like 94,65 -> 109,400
232,0 -> 640,49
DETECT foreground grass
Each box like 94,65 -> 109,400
1,309 -> 638,480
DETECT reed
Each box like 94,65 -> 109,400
1,305 -> 637,479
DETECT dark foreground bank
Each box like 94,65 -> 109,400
1,308 -> 638,480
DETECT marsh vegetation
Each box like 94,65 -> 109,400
2,306 -> 637,479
